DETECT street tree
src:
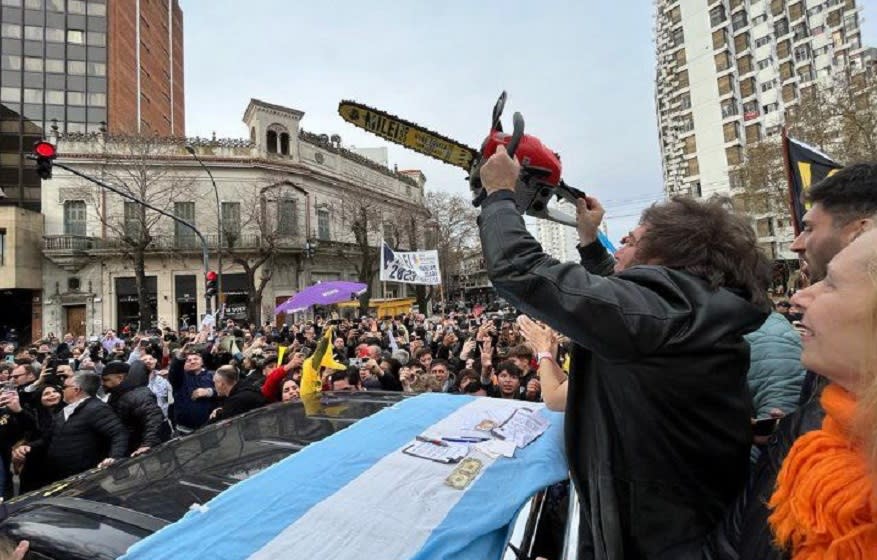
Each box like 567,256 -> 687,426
424,191 -> 480,293
737,70 -> 876,216
71,134 -> 192,332
219,178 -> 304,325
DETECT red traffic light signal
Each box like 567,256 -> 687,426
33,141 -> 57,179
205,271 -> 218,298
33,141 -> 57,159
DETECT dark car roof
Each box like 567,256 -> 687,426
0,392 -> 406,560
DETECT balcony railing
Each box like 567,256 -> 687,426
44,233 -> 309,252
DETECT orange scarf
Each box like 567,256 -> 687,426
768,384 -> 877,559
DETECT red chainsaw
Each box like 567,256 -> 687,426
338,91 -> 589,229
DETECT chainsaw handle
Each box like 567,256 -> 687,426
506,112 -> 524,160
491,91 -> 507,133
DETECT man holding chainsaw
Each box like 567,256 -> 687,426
477,146 -> 772,559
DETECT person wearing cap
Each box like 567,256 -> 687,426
101,361 -> 167,457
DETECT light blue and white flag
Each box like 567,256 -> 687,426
122,394 -> 567,560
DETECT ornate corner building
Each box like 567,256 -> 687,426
39,98 -> 429,337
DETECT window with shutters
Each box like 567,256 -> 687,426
718,75 -> 733,95
277,199 -> 297,235
770,0 -> 784,16
782,83 -> 797,102
672,27 -> 684,47
715,52 -> 732,71
64,201 -> 86,236
729,0 -> 744,11
683,135 -> 697,155
797,64 -> 813,82
740,78 -> 755,98
745,124 -> 762,143
734,33 -> 750,52
686,158 -> 700,177
221,202 -> 241,239
669,6 -> 681,24
174,202 -> 196,248
777,40 -> 791,59
789,2 -> 803,20
780,61 -> 794,80
317,208 -> 330,241
737,54 -> 753,74
726,146 -> 743,166
712,29 -> 727,49
675,49 -> 687,67
677,69 -> 689,88
723,122 -> 740,143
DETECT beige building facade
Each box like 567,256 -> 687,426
40,99 -> 429,336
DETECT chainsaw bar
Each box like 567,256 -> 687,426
338,100 -> 479,171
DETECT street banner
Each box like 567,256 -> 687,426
122,395 -> 567,560
380,240 -> 442,285
783,133 -> 842,235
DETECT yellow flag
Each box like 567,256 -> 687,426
299,327 -> 347,397
277,346 -> 288,367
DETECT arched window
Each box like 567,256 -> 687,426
266,130 -> 278,154
280,133 -> 290,155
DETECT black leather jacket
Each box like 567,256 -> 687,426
478,192 -> 770,559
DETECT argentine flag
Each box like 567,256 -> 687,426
122,394 -> 567,560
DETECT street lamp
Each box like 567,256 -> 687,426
185,145 -> 223,314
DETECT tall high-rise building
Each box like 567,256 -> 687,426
654,0 -> 869,258
0,0 -> 183,343
0,0 -> 184,209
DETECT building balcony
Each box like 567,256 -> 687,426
44,233 -> 311,252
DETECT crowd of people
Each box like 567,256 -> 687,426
0,298 -> 563,500
0,156 -> 874,559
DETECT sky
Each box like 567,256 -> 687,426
181,0 -> 877,245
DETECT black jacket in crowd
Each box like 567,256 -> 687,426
29,397 -> 128,484
211,382 -> 266,422
478,191 -> 769,560
17,401 -> 63,493
695,395 -> 825,559
107,362 -> 167,454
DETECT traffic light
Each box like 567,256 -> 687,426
33,140 -> 57,179
205,271 -> 218,298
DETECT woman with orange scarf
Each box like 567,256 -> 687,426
699,228 -> 877,559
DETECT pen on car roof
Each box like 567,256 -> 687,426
415,435 -> 448,447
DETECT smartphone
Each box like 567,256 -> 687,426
492,317 -> 502,330
349,358 -> 363,368
752,417 -> 780,437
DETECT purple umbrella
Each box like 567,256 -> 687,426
274,281 -> 368,315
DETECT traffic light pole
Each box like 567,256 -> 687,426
46,159 -> 215,317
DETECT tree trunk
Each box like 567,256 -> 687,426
134,248 -> 149,332
415,285 -> 432,314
